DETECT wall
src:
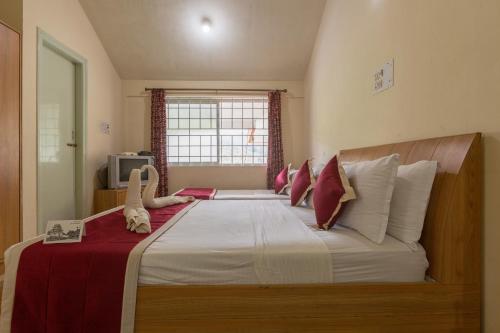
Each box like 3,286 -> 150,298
23,0 -> 123,239
304,0 -> 500,331
0,0 -> 22,33
123,80 -> 305,193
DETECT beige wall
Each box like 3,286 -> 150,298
0,0 -> 22,32
305,0 -> 500,331
23,0 -> 123,239
123,80 -> 305,193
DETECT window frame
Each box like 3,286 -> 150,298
165,96 -> 268,167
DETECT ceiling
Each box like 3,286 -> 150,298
79,0 -> 326,80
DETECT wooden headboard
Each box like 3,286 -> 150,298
339,133 -> 482,285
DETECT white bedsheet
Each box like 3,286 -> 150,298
288,203 -> 429,283
139,200 -> 429,285
140,200 -> 331,285
214,189 -> 288,200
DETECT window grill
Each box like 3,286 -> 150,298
166,96 -> 268,165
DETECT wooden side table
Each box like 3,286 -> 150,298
94,188 -> 128,214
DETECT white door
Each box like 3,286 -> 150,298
38,45 -> 77,230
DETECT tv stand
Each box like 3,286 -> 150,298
94,188 -> 128,214
94,187 -> 146,214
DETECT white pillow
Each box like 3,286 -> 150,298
285,168 -> 298,196
338,154 -> 400,244
387,160 -> 438,247
312,163 -> 325,177
301,189 -> 315,209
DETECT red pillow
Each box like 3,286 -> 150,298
313,155 -> 356,230
274,164 -> 291,194
291,160 -> 315,206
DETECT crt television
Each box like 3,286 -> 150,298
108,154 -> 154,189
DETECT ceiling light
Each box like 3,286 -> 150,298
201,18 -> 212,33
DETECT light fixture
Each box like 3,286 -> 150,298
201,17 -> 212,33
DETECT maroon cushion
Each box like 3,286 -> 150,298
313,155 -> 356,230
291,160 -> 314,206
274,164 -> 290,194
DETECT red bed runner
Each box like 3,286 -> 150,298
10,203 -> 190,333
175,187 -> 216,200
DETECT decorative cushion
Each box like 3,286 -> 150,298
338,154 -> 400,244
290,160 -> 315,206
313,156 -> 356,230
387,160 -> 438,247
274,164 -> 291,194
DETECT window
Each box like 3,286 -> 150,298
166,96 -> 268,165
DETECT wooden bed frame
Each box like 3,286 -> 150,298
134,133 -> 482,332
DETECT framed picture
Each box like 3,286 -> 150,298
43,220 -> 85,244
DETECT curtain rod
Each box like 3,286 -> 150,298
144,88 -> 287,93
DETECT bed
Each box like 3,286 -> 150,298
0,133 -> 482,332
214,189 -> 290,200
174,188 -> 290,200
134,133 -> 482,332
139,200 -> 428,285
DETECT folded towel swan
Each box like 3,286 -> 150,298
140,165 -> 194,208
123,165 -> 194,233
124,169 -> 151,233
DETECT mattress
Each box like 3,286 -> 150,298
214,189 -> 289,200
139,200 -> 428,285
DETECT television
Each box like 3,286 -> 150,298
108,154 -> 154,189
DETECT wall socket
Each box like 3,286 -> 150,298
100,121 -> 111,135
373,59 -> 394,94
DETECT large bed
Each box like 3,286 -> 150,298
139,199 -> 427,285
134,133 -> 482,332
0,133 -> 482,333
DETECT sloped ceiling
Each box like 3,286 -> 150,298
79,0 -> 326,80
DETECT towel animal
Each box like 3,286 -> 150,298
123,169 -> 151,233
140,165 -> 195,208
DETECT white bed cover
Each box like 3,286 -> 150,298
139,200 -> 428,285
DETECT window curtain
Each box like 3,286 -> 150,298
266,90 -> 284,189
151,89 -> 168,196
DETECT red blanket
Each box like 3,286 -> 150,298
175,187 -> 216,200
7,203 -> 191,333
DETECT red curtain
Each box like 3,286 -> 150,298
267,91 -> 284,189
151,89 -> 168,196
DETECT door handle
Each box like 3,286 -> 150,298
67,143 -> 77,147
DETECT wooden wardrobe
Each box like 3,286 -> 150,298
0,21 -> 21,274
